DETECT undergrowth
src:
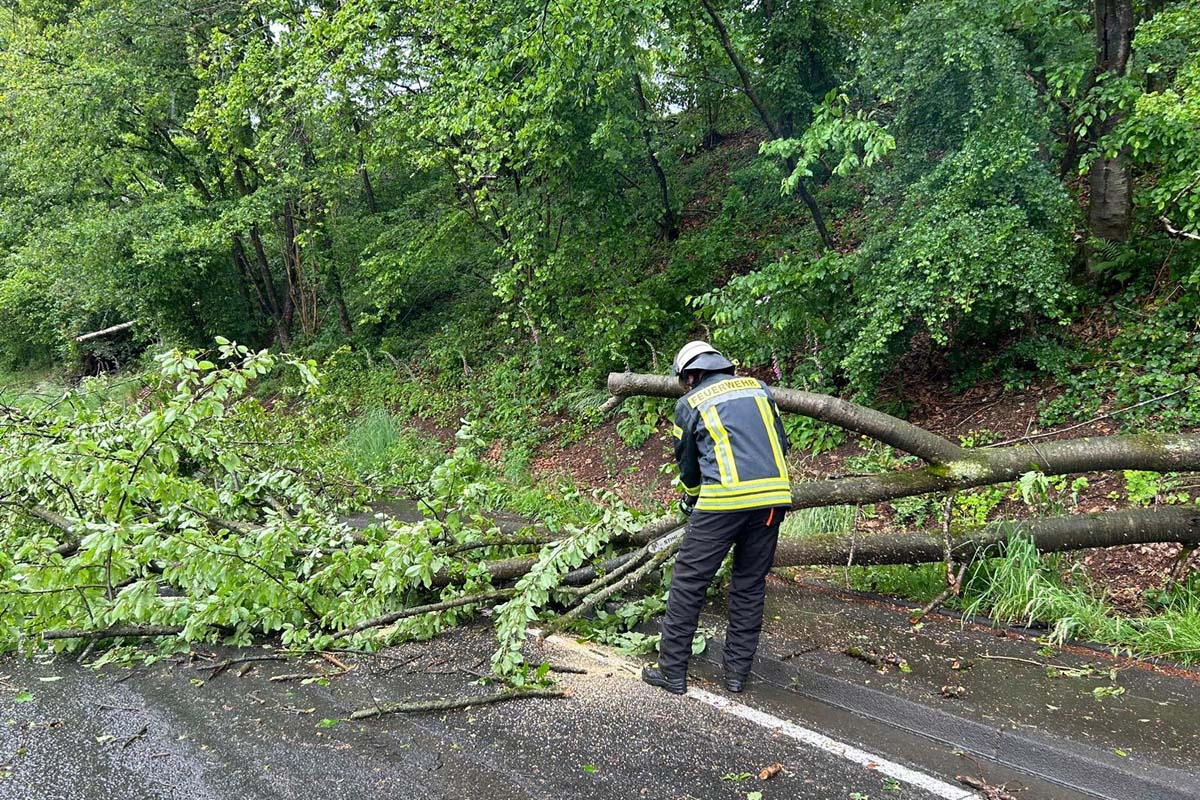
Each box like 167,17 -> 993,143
961,535 -> 1200,663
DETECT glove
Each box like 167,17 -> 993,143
679,493 -> 697,517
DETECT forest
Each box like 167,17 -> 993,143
1,0 -> 1199,674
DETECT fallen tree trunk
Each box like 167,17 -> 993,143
75,321 -> 135,343
607,371 -> 1200,512
432,506 -> 1200,587
608,372 -> 963,464
774,506 -> 1200,567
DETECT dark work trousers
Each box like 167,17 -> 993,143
657,506 -> 784,679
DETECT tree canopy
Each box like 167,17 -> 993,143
0,0 -> 1197,398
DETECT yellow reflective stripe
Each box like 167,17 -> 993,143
756,395 -> 788,479
672,424 -> 683,440
701,406 -> 739,484
687,377 -> 761,408
700,479 -> 792,497
696,491 -> 793,511
681,483 -> 701,497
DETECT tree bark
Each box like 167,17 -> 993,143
430,506 -> 1200,585
1087,0 -> 1134,245
775,506 -> 1200,566
42,625 -> 185,641
75,321 -> 136,343
351,116 -> 379,213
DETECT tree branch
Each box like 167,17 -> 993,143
41,625 -> 184,641
350,687 -> 569,719
607,372 -> 964,464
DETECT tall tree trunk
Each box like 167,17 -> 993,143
698,0 -> 833,250
232,163 -> 285,333
230,235 -> 272,323
1087,0 -> 1134,245
351,116 -> 379,214
311,200 -> 354,338
633,74 -> 679,242
281,199 -> 304,339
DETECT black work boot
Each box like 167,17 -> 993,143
641,666 -> 686,695
724,672 -> 748,693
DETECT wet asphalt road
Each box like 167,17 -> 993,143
3,579 -> 1198,800
1,627 -> 947,800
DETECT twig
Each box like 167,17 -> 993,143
843,505 -> 861,588
1166,543 -> 1197,590
977,654 -> 1047,668
319,652 -> 351,672
987,384 -> 1199,447
268,669 -> 347,683
350,687 -> 569,719
118,724 -> 149,750
912,562 -> 968,622
199,654 -> 286,679
956,774 -> 1020,800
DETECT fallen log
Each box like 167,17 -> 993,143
774,506 -> 1200,566
74,321 -> 135,343
435,506 -> 1200,588
608,372 -> 963,464
41,625 -> 185,641
606,371 -> 1200,511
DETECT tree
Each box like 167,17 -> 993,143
1087,0 -> 1135,244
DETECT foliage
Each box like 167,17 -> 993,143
617,397 -> 673,448
761,90 -> 895,192
1040,292 -> 1200,430
0,346 -> 656,680
697,1 -> 1080,394
1111,1 -> 1200,243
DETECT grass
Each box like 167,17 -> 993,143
0,367 -> 60,404
780,505 -> 857,538
961,535 -> 1200,664
337,406 -> 446,482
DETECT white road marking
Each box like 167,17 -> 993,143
540,633 -> 978,800
689,688 -> 977,800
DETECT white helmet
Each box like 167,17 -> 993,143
671,340 -> 734,377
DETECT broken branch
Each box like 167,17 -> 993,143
349,687 -> 569,719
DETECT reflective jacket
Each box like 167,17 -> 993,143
672,374 -> 791,512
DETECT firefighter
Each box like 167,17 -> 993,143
641,341 -> 790,695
